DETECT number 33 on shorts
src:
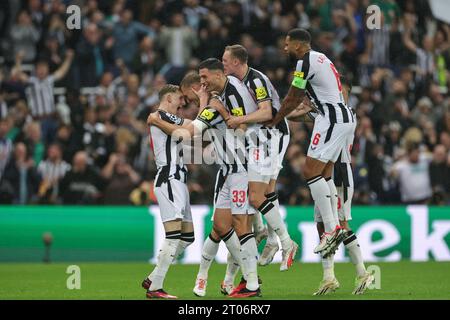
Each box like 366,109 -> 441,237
232,190 -> 246,204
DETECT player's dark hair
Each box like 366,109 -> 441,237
225,44 -> 248,64
158,84 -> 180,100
287,28 -> 311,43
180,72 -> 201,88
198,58 -> 224,72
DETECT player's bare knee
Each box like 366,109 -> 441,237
249,190 -> 265,210
232,215 -> 250,237
213,221 -> 231,237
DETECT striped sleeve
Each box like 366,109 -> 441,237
196,107 -> 223,129
248,76 -> 272,103
225,86 -> 246,116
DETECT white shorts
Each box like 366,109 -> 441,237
307,115 -> 355,163
214,170 -> 249,215
314,184 -> 353,222
154,179 -> 192,223
248,130 -> 288,183
270,132 -> 290,180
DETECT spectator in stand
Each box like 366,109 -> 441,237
391,143 -> 432,205
102,153 -> 140,204
59,151 -> 105,204
37,143 -> 71,204
76,23 -> 113,87
2,142 -> 41,204
0,118 -> 13,181
157,12 -> 198,83
429,144 -> 449,205
13,49 -> 74,145
112,9 -> 155,68
10,11 -> 40,63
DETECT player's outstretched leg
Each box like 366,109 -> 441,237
221,252 -> 239,295
172,227 -> 195,262
313,254 -> 340,296
343,230 -> 374,294
193,232 -> 220,297
229,232 -> 261,298
250,186 -> 298,271
145,229 -> 180,299
259,224 -> 279,266
253,211 -> 268,245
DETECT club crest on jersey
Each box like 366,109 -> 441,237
255,87 -> 267,100
231,107 -> 244,116
199,108 -> 214,121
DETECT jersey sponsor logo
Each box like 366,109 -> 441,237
199,108 -> 215,121
255,87 -> 268,100
231,107 -> 244,116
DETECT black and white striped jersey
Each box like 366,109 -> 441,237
193,107 -> 247,175
216,75 -> 260,128
37,160 -> 71,182
296,50 -> 355,124
150,110 -> 187,187
25,76 -> 56,117
242,67 -> 289,135
0,137 -> 12,181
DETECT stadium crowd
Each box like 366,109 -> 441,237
0,0 -> 448,206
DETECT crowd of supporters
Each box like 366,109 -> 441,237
0,0 -> 448,206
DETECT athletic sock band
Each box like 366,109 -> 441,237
258,199 -> 274,215
209,233 -> 220,243
307,175 -> 322,185
165,230 -> 181,239
181,232 -> 195,243
238,233 -> 255,245
221,228 -> 235,242
265,192 -> 278,202
343,230 -> 357,245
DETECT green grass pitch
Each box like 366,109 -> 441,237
0,261 -> 449,300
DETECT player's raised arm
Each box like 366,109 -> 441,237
271,28 -> 313,126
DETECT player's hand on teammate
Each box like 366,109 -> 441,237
147,112 -> 160,126
226,116 -> 243,129
192,84 -> 209,108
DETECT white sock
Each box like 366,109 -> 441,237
308,176 -> 338,232
265,193 -> 280,245
239,233 -> 259,291
173,232 -> 194,262
322,254 -> 335,281
221,228 -> 243,265
252,211 -> 265,233
149,236 -> 180,290
197,234 -> 220,279
344,230 -> 367,277
266,224 -> 278,246
326,178 -> 339,221
224,252 -> 240,286
258,198 -> 291,250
